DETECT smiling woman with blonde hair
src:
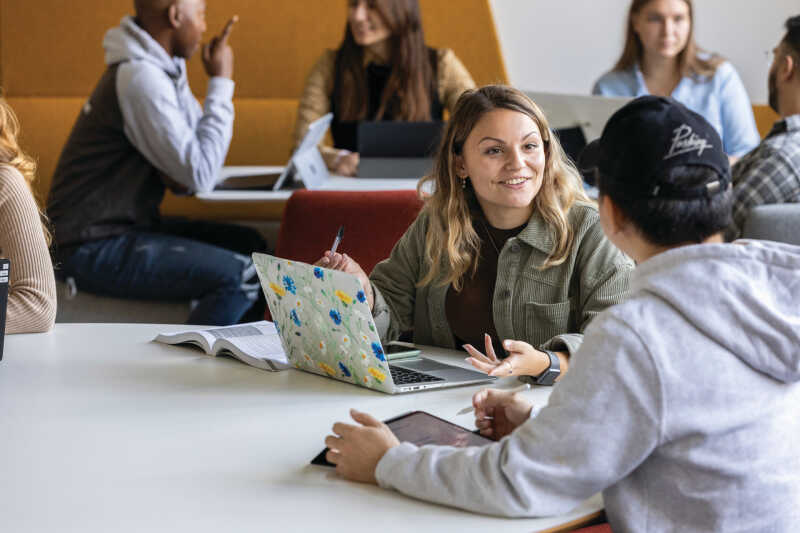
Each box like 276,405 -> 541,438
0,97 -> 56,333
319,85 -> 632,383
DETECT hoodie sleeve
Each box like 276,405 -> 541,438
375,313 -> 664,517
116,61 -> 234,193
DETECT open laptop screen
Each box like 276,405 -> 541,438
357,121 -> 444,158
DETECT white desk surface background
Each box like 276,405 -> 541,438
0,323 -> 602,533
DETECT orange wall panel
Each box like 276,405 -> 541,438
1,0 -> 506,98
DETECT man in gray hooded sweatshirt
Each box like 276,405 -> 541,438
47,0 -> 265,325
323,96 -> 800,531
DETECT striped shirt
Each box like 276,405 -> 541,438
728,114 -> 800,240
0,165 -> 56,333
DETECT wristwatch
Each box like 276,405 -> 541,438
533,350 -> 561,386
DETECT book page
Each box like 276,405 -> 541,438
208,322 -> 288,370
154,328 -> 216,353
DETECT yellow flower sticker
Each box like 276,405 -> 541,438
269,282 -> 286,297
368,367 -> 386,382
335,290 -> 353,305
318,362 -> 336,376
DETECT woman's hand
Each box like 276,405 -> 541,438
472,388 -> 533,440
332,151 -> 360,177
315,251 -> 374,310
464,334 -> 550,377
325,409 -> 400,484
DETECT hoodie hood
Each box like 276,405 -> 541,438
103,16 -> 183,79
632,240 -> 800,383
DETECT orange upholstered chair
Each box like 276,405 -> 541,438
267,189 -> 424,321
274,190 -> 424,274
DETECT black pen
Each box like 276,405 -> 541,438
330,225 -> 345,254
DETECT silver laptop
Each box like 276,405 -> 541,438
524,91 -> 632,141
216,113 -> 333,191
252,253 -> 495,394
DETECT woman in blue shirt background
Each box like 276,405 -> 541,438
593,0 -> 760,160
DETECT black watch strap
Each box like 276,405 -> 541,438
534,350 -> 561,386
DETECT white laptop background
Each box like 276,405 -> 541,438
217,113 -> 333,191
525,91 -> 632,141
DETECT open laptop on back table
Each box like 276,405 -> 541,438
252,253 -> 495,394
215,113 -> 333,191
357,121 -> 443,179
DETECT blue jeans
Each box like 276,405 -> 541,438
59,220 -> 267,325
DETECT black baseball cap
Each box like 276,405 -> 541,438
579,96 -> 731,199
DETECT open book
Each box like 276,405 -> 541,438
154,321 -> 289,371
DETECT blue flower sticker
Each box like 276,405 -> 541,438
338,362 -> 351,377
371,342 -> 385,362
329,309 -> 342,325
313,267 -> 324,280
290,309 -> 301,326
356,290 -> 366,303
282,275 -> 297,295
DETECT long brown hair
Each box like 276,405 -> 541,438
614,0 -> 722,78
417,85 -> 591,290
0,97 -> 51,245
335,0 -> 434,121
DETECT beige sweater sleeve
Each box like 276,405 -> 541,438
0,165 -> 56,333
293,50 -> 339,167
436,48 -> 477,113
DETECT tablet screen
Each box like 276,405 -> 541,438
311,410 -> 491,466
387,411 -> 491,448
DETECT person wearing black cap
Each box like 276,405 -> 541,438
321,96 -> 800,532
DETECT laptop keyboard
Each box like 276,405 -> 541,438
389,365 -> 445,385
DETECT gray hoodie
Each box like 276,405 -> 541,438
105,16 -> 233,193
376,240 -> 800,532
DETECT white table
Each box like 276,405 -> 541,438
199,166 -> 421,201
0,324 -> 603,532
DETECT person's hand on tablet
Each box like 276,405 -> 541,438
325,409 -> 400,484
472,388 -> 533,440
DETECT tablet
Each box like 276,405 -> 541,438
311,410 -> 492,466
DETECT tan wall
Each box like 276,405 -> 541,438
0,0 -> 507,207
